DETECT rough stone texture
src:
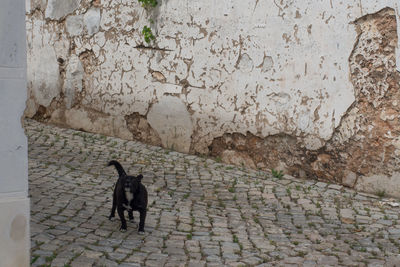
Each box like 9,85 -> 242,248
26,119 -> 400,267
25,1 -> 400,195
220,150 -> 256,169
125,112 -> 162,147
342,170 -> 357,188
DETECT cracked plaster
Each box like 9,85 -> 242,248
25,0 -> 400,193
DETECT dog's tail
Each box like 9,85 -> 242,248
108,160 -> 127,177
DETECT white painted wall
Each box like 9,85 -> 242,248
25,0 -> 400,153
0,0 -> 30,265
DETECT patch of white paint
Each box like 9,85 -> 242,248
147,96 -> 193,153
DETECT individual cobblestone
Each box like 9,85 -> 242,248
26,119 -> 400,266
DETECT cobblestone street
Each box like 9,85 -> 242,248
26,119 -> 400,267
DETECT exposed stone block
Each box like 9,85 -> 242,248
84,8 -> 100,35
45,0 -> 81,20
147,96 -> 193,153
64,55 -> 84,109
66,15 -> 84,36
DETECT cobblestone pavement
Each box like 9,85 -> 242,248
26,119 -> 400,267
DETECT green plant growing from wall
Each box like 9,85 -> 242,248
142,26 -> 155,43
138,0 -> 157,43
138,0 -> 157,9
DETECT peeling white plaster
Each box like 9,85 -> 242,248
27,0 -> 400,152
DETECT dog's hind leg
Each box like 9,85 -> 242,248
117,205 -> 127,232
138,209 -> 146,234
109,191 -> 117,221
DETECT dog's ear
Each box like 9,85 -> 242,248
137,174 -> 143,181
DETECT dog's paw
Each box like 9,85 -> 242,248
120,228 -> 127,233
138,230 -> 145,235
109,216 -> 115,221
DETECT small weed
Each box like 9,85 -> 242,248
376,190 -> 386,198
215,156 -> 222,163
31,255 -> 40,264
138,0 -> 157,9
186,233 -> 192,240
296,251 -> 307,257
45,253 -> 56,262
271,169 -> 284,179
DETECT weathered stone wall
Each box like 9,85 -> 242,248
25,0 -> 400,196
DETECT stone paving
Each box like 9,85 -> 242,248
26,118 -> 400,267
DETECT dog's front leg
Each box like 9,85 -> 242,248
117,205 -> 127,232
109,190 -> 117,221
138,209 -> 146,234
128,209 -> 134,222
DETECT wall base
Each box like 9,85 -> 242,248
0,195 -> 30,267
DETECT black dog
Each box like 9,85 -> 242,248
108,160 -> 148,233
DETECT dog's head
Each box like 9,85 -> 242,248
128,174 -> 143,195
